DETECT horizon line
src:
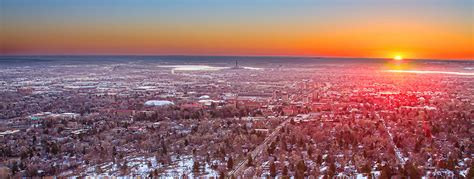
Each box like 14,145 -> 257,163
0,54 -> 473,62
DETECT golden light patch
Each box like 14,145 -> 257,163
394,55 -> 403,61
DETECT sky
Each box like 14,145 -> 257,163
1,0 -> 473,60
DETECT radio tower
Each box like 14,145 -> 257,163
231,59 -> 241,69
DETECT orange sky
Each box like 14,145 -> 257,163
1,0 -> 473,60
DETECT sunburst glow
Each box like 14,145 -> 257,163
394,55 -> 403,61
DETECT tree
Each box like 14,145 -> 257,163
446,157 -> 456,171
296,160 -> 307,179
51,142 -> 60,155
361,163 -> 371,175
328,160 -> 336,178
227,156 -> 234,170
404,162 -> 421,179
112,146 -> 117,157
11,162 -> 19,175
281,140 -> 288,151
270,162 -> 277,177
282,165 -> 289,178
414,139 -> 422,153
307,145 -> 313,158
467,164 -> 474,179
379,164 -> 392,179
193,161 -> 200,173
219,171 -> 225,179
298,138 -> 304,148
96,165 -> 104,174
268,142 -> 276,155
247,155 -> 253,167
316,155 -> 322,165
153,169 -> 158,177
161,142 -> 167,154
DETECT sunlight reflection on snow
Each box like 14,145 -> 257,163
385,70 -> 474,76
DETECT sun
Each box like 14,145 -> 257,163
393,55 -> 403,61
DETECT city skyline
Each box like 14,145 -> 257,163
1,0 -> 473,60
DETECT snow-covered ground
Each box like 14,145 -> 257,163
80,155 -> 219,177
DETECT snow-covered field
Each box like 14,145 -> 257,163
80,155 -> 219,178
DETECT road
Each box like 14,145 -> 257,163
228,118 -> 290,177
380,118 -> 406,166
